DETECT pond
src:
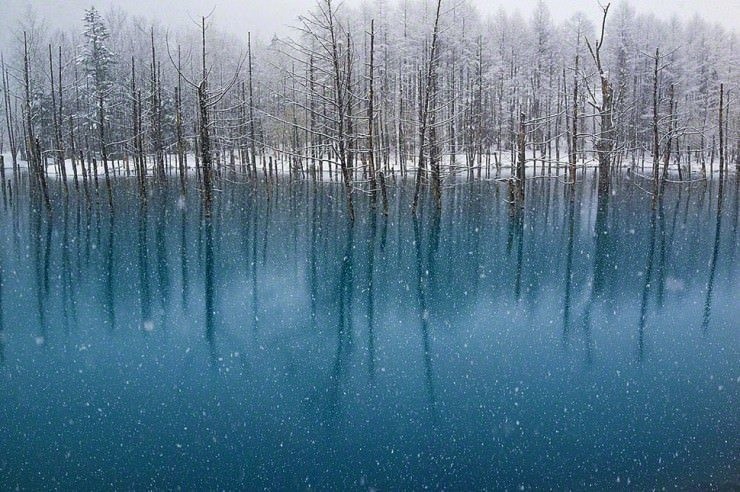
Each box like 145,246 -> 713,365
0,176 -> 737,489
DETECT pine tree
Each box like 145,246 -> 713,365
79,7 -> 115,204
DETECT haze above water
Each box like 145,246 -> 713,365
0,177 -> 737,489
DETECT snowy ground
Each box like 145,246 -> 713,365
0,150 -> 603,178
1,150 -> 711,185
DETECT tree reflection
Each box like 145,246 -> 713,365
327,220 -> 354,423
638,204 -> 658,362
180,199 -> 189,311
139,199 -> 152,330
61,199 -> 74,333
562,186 -> 576,349
702,180 -> 724,332
582,189 -> 611,365
367,209 -> 377,381
31,201 -> 51,344
0,176 -> 735,384
0,233 -> 4,365
413,207 -> 438,415
204,202 -> 217,361
105,210 -> 115,331
155,188 -> 171,317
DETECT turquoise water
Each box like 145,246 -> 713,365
0,177 -> 737,489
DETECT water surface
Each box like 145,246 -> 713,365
0,177 -> 738,489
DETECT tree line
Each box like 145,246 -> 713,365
0,0 -> 737,215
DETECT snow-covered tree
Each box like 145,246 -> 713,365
78,6 -> 116,202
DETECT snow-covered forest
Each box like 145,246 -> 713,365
0,0 -> 737,212
1,2 -> 739,489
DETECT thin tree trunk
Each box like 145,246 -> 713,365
719,83 -> 724,181
570,54 -> 578,184
411,0 -> 443,215
248,32 -> 258,179
49,45 -> 67,192
662,84 -> 674,181
23,32 -> 51,210
367,20 -> 378,207
517,112 -> 526,202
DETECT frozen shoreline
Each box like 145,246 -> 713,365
1,151 -> 726,184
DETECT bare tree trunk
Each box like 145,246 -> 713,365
476,35 -> 483,180
517,112 -> 526,203
653,48 -> 660,190
719,83 -> 724,181
23,32 -> 51,210
585,4 -> 613,196
676,97 -> 683,181
99,87 -> 113,207
411,0 -> 442,215
1,55 -> 18,181
429,58 -> 441,210
327,0 -> 354,220
132,58 -> 145,197
398,64 -> 405,178
70,66 -> 81,190
176,46 -> 186,191
367,20 -> 379,207
248,32 -> 258,179
570,54 -> 578,184
308,54 -> 317,180
57,47 -> 68,187
49,45 -> 67,193
150,29 -> 165,181
199,17 -> 213,213
449,51 -> 456,168
662,84 -> 674,181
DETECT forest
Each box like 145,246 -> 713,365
0,0 -> 737,215
1,1 -> 739,489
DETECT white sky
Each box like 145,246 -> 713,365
1,0 -> 738,51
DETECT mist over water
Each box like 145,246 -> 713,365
0,176 -> 737,489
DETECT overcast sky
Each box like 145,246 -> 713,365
1,0 -> 737,51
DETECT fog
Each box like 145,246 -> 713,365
1,0 -> 737,52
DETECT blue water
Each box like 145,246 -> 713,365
0,177 -> 737,489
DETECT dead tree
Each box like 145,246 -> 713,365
585,3 -> 614,195
175,55 -> 185,191
198,17 -> 213,210
150,29 -> 165,181
662,83 -> 674,181
345,31 -> 355,179
167,15 -> 243,214
367,20 -> 379,207
570,53 -> 579,184
719,83 -> 724,180
248,33 -> 258,178
517,112 -> 526,202
331,4 -> 355,220
428,54 -> 442,208
288,0 -> 357,218
2,54 -> 19,182
99,71 -> 112,207
49,45 -> 67,193
131,57 -> 146,197
652,48 -> 660,187
411,0 -> 443,214
23,32 -> 51,210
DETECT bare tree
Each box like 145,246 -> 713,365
23,31 -> 51,209
584,3 -> 614,195
167,14 -> 244,213
411,0 -> 443,214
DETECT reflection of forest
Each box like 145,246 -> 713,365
0,176 -> 735,370
0,176 -> 737,491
